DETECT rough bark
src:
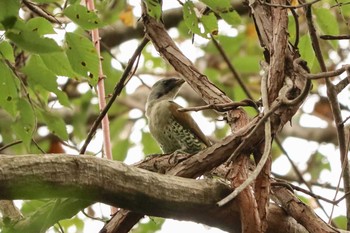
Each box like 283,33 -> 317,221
1,154 -> 344,233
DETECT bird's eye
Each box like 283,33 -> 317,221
164,79 -> 172,86
164,79 -> 176,87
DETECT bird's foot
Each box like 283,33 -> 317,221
168,149 -> 189,165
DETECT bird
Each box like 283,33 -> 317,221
145,78 -> 211,154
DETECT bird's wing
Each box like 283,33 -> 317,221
168,101 -> 211,147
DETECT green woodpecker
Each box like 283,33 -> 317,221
146,78 -> 211,154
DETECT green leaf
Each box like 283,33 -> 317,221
144,0 -> 162,21
65,32 -> 99,85
39,109 -> 69,140
22,55 -> 70,107
12,99 -> 35,149
183,1 -> 204,37
339,0 -> 350,17
333,215 -> 347,230
288,15 -> 296,46
40,52 -> 81,79
232,55 -> 261,74
0,0 -> 20,23
64,4 -> 102,30
112,139 -> 130,161
58,217 -> 85,232
299,34 -> 315,68
0,40 -> 15,62
220,10 -> 241,26
307,152 -> 330,181
6,30 -> 61,54
142,132 -> 161,154
31,0 -> 58,3
26,17 -> 56,35
200,0 -> 241,25
0,60 -> 19,116
314,8 -> 339,49
200,0 -> 231,9
21,200 -> 49,216
201,13 -> 218,35
110,116 -> 131,161
101,52 -> 122,95
132,217 -> 165,233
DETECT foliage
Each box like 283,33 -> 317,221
0,0 -> 350,232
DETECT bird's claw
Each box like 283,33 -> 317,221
168,149 -> 189,164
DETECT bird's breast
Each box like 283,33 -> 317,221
147,101 -> 205,153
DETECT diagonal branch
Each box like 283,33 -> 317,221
142,14 -> 250,131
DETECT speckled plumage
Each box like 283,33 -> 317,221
146,78 -> 210,154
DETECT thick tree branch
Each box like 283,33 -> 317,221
0,154 -> 241,232
272,186 -> 341,233
0,154 -> 341,233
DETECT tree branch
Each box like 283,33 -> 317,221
0,154 -> 241,232
0,154 -> 340,233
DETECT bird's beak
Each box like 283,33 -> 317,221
175,78 -> 185,86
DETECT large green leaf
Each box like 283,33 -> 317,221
232,55 -> 261,74
22,55 -> 70,107
200,0 -> 231,9
110,116 -> 132,161
39,109 -> 69,140
200,0 -> 241,25
0,60 -> 19,116
112,138 -> 130,161
0,40 -> 15,62
333,215 -> 347,230
64,4 -> 102,30
201,12 -> 218,35
26,17 -> 56,35
220,10 -> 241,26
101,52 -> 123,95
12,98 -> 35,149
299,34 -> 315,68
314,8 -> 339,49
143,0 -> 163,21
0,0 -> 19,23
40,52 -> 81,79
65,32 -> 99,85
183,1 -> 203,37
142,131 -> 161,155
6,30 -> 61,54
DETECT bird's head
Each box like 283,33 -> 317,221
147,78 -> 185,103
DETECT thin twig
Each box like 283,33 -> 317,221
302,2 -> 350,226
80,37 -> 149,154
303,64 -> 350,80
0,140 -> 22,152
217,59 -> 272,207
22,0 -> 63,24
178,99 -> 258,112
275,136 -> 332,217
290,7 -> 300,48
272,182 -> 337,204
335,75 -> 350,94
32,139 -> 46,153
210,35 -> 254,101
81,209 -> 105,222
320,35 -> 350,40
